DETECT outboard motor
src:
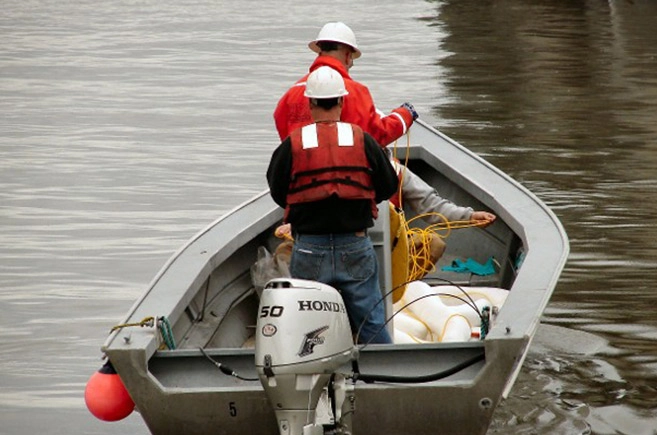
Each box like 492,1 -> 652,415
255,278 -> 357,435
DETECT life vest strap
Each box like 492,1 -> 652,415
288,177 -> 374,194
293,165 -> 371,179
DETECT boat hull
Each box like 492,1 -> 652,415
100,119 -> 569,434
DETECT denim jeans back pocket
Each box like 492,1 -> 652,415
342,245 -> 376,281
290,245 -> 325,281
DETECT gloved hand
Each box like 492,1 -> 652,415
400,102 -> 418,120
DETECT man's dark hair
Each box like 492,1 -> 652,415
311,97 -> 340,110
317,40 -> 341,53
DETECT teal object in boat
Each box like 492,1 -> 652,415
441,257 -> 496,276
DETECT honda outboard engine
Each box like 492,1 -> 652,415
255,278 -> 357,435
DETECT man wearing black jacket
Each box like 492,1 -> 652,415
267,66 -> 398,344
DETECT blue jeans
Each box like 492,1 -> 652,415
290,232 -> 392,344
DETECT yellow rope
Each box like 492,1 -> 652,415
110,316 -> 155,333
407,226 -> 436,280
391,132 -> 493,281
392,132 -> 411,209
404,211 -> 492,280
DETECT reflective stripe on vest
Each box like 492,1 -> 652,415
301,123 -> 355,149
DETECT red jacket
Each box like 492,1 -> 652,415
274,56 -> 415,147
286,121 -> 377,219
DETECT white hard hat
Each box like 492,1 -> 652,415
304,66 -> 349,99
308,22 -> 361,59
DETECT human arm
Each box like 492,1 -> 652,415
273,97 -> 291,141
273,81 -> 310,142
266,139 -> 293,209
342,81 -> 415,147
401,166 -> 496,226
400,165 -> 496,224
363,133 -> 399,202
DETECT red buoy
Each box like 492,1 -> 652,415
85,360 -> 135,421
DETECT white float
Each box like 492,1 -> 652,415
392,281 -> 509,343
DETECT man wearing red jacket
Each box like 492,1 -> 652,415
274,22 -> 418,146
268,66 -> 398,344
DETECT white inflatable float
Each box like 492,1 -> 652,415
392,281 -> 509,344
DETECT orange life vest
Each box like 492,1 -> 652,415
286,121 -> 377,219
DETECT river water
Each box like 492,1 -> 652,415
1,1 -> 656,434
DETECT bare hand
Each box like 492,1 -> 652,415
275,223 -> 292,239
471,211 -> 496,228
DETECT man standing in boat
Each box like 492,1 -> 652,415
267,66 -> 398,344
274,21 -> 418,147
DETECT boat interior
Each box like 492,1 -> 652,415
141,154 -> 523,389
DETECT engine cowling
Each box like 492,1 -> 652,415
255,277 -> 356,374
255,278 -> 357,435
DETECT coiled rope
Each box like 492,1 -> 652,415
391,134 -> 493,281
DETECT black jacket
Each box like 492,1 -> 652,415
267,130 -> 398,234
